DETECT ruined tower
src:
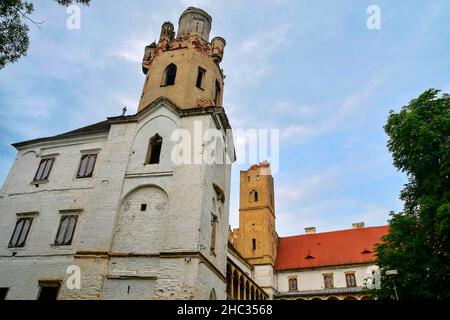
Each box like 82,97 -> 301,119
139,7 -> 226,111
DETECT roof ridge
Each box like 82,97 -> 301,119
279,225 -> 389,240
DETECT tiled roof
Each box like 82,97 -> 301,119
275,226 -> 389,271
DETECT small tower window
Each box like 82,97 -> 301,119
163,64 -> 177,86
210,213 -> 218,254
254,191 -> 259,202
214,80 -> 221,105
252,238 -> 257,251
196,67 -> 206,89
146,134 -> 163,165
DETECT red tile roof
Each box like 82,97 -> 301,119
275,226 -> 389,271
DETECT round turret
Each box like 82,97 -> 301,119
160,21 -> 175,41
177,7 -> 212,42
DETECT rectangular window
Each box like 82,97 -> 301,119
54,215 -> 78,246
33,158 -> 55,182
323,274 -> 334,289
196,67 -> 206,89
214,80 -> 221,105
346,273 -> 357,287
288,278 -> 298,291
0,288 -> 9,300
38,282 -> 61,300
252,238 -> 256,251
77,154 -> 97,178
8,217 -> 33,248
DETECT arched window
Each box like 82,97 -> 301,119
214,80 -> 221,105
163,64 -> 177,86
249,190 -> 259,203
209,289 -> 217,300
146,134 -> 163,164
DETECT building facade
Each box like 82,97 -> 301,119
0,7 -> 240,300
229,162 -> 387,300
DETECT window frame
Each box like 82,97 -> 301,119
196,67 -> 206,89
323,273 -> 334,289
8,217 -> 34,248
33,158 -> 55,182
76,154 -> 97,179
214,80 -> 222,105
54,214 -> 79,247
162,63 -> 177,86
0,287 -> 9,300
345,272 -> 357,288
37,281 -> 61,301
145,134 -> 163,165
288,278 -> 298,291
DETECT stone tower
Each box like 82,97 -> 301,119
231,162 -> 278,297
0,6 -> 234,301
232,162 -> 278,266
139,7 -> 226,111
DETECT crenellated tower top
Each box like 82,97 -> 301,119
139,7 -> 226,112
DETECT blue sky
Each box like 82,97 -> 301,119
1,0 -> 449,236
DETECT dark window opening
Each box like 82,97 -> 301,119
38,282 -> 61,301
254,191 -> 259,202
289,279 -> 298,291
0,288 -> 9,300
214,80 -> 221,105
140,204 -> 147,211
54,215 -> 78,246
9,218 -> 33,248
33,158 -> 55,182
164,64 -> 177,86
346,273 -> 357,288
196,67 -> 206,89
252,238 -> 256,251
77,154 -> 97,178
146,134 -> 163,165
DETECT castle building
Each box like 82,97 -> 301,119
228,162 -> 388,300
0,6 -> 386,301
0,7 -> 250,300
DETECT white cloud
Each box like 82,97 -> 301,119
109,38 -> 149,63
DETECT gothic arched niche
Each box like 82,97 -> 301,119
112,186 -> 168,253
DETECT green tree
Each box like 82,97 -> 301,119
0,0 -> 90,70
376,89 -> 450,300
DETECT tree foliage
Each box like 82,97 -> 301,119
376,89 -> 450,300
0,0 -> 90,70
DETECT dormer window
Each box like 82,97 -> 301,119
163,63 -> 177,86
361,249 -> 372,254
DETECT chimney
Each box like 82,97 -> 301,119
352,222 -> 365,229
305,227 -> 316,234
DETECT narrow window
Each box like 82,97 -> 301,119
323,274 -> 334,289
77,154 -> 97,178
9,217 -> 33,248
163,63 -> 177,86
210,214 -> 218,253
289,278 -> 298,291
257,175 -> 260,181
214,80 -> 221,105
254,191 -> 259,202
38,282 -> 61,301
0,288 -> 9,300
54,215 -> 78,246
346,273 -> 357,288
247,176 -> 250,182
146,134 -> 163,165
140,204 -> 147,212
196,67 -> 206,89
252,238 -> 256,251
33,158 -> 55,182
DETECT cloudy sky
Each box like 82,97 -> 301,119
1,0 -> 449,236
